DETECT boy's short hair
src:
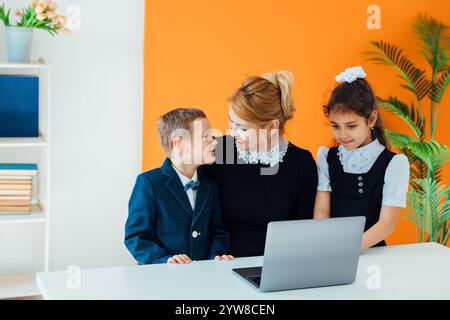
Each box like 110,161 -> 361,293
157,108 -> 207,156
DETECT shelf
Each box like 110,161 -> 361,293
0,136 -> 48,148
0,273 -> 40,299
0,56 -> 50,300
0,204 -> 46,225
0,59 -> 50,69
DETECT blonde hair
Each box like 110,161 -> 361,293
157,108 -> 206,156
228,71 -> 296,134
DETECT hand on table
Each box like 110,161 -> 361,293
214,255 -> 235,262
167,254 -> 192,264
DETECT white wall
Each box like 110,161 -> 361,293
0,0 -> 143,271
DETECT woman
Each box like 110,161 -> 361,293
199,71 -> 318,257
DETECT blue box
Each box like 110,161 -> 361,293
0,75 -> 39,137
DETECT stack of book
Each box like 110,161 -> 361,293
0,164 -> 38,215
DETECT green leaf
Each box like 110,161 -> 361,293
378,97 -> 425,139
385,129 -> 420,149
0,4 -> 11,26
414,14 -> 450,75
406,141 -> 450,177
431,66 -> 450,103
364,41 -> 431,101
406,177 -> 450,242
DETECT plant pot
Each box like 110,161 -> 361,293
5,26 -> 34,63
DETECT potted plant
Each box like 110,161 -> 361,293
0,0 -> 70,63
364,15 -> 450,245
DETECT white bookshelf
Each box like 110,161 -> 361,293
0,60 -> 51,299
0,137 -> 48,148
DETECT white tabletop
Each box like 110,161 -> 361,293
36,243 -> 450,300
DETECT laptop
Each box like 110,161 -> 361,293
232,216 -> 365,292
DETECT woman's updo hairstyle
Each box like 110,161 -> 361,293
228,71 -> 296,134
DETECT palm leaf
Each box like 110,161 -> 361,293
378,97 -> 425,139
405,178 -> 450,242
414,14 -> 450,75
385,129 -> 420,149
385,131 -> 426,187
364,41 -> 431,101
386,132 -> 450,182
406,141 -> 450,178
431,67 -> 450,103
443,187 -> 450,244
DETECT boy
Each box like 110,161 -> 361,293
125,108 -> 233,264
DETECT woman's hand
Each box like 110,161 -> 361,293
215,255 -> 235,261
167,254 -> 192,264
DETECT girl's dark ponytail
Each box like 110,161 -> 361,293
372,116 -> 389,149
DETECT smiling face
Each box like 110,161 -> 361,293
228,107 -> 260,151
172,118 -> 217,165
228,107 -> 280,152
329,110 -> 377,150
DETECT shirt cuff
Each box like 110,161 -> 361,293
382,199 -> 407,208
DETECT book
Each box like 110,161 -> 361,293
0,176 -> 33,180
0,75 -> 39,138
0,179 -> 32,185
0,201 -> 31,206
0,206 -> 32,214
0,196 -> 31,200
0,190 -> 32,196
0,164 -> 37,176
0,184 -> 32,190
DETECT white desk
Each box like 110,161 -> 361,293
36,243 -> 450,300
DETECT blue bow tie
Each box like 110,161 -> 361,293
184,180 -> 200,192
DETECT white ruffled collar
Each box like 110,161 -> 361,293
337,139 -> 385,170
236,137 -> 289,167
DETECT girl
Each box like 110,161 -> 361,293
313,66 -> 410,252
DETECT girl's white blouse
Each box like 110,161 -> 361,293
316,139 -> 410,208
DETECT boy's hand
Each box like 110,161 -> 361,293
167,254 -> 192,264
215,255 -> 235,261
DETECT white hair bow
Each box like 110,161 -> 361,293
335,66 -> 367,83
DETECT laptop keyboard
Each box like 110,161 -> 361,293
248,276 -> 261,286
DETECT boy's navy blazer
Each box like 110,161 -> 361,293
125,158 -> 230,264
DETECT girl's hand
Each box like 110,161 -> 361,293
167,254 -> 192,264
215,255 -> 235,261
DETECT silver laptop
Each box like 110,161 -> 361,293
232,216 -> 365,292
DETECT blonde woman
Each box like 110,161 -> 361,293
199,71 -> 318,257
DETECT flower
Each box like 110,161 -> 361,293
335,66 -> 367,83
35,4 -> 45,14
1,1 -> 71,36
36,12 -> 47,21
48,2 -> 57,11
56,15 -> 66,25
47,10 -> 56,19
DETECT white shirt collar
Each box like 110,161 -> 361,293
171,164 -> 198,187
337,139 -> 385,170
236,137 -> 289,167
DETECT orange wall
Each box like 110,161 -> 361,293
143,0 -> 450,246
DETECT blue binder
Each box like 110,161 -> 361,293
0,75 -> 39,137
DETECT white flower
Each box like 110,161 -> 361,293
335,66 -> 367,83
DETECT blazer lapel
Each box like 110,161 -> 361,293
192,172 -> 212,225
161,158 -> 194,218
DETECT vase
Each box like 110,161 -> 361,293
5,26 -> 34,63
